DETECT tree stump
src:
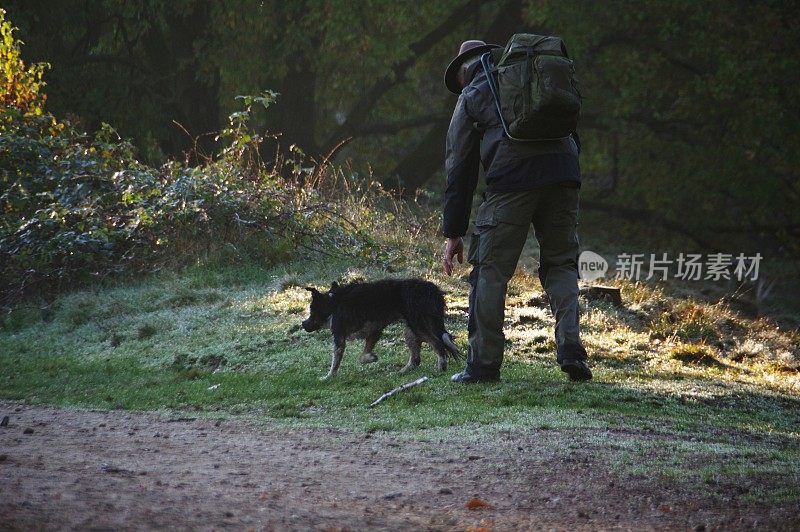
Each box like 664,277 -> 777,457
580,285 -> 623,307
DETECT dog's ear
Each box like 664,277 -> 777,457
330,281 -> 339,290
304,286 -> 319,294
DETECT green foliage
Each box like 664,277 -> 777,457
0,84 -> 430,306
2,0 -> 474,163
5,1 -> 798,259
0,8 -> 48,116
217,91 -> 279,164
533,0 -> 800,255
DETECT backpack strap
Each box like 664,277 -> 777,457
480,52 -> 514,140
558,38 -> 570,59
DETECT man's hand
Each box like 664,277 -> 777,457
442,237 -> 464,276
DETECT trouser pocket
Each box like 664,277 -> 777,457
469,200 -> 499,265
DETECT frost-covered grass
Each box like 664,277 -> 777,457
1,243 -> 799,502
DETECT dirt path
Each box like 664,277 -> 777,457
0,402 -> 794,531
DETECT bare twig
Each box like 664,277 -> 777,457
369,376 -> 429,408
311,136 -> 353,187
233,213 -> 258,226
171,120 -> 218,165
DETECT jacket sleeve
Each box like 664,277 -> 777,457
442,94 -> 482,238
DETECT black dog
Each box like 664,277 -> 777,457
301,279 -> 462,379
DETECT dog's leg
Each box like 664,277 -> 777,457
426,314 -> 460,371
399,327 -> 422,374
432,337 -> 448,372
421,331 -> 449,372
322,337 -> 346,380
359,331 -> 381,365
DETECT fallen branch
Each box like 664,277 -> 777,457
369,376 -> 429,408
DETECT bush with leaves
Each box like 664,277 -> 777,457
0,17 -> 431,308
0,8 -> 48,116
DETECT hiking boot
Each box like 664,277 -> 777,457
559,359 -> 592,381
451,369 -> 500,384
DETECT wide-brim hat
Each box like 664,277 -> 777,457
444,40 -> 501,94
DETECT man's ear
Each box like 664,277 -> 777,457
330,281 -> 339,290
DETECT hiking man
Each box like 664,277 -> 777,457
441,39 -> 592,383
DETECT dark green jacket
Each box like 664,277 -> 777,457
443,64 -> 581,237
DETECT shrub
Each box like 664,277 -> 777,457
0,100 -> 425,308
0,14 -> 433,309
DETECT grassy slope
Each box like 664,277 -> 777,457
1,243 -> 799,504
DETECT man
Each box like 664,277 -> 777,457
442,39 -> 592,383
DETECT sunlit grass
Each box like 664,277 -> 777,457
1,253 -> 799,502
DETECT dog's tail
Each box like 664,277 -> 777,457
441,332 -> 463,360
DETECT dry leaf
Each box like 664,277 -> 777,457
465,498 -> 492,510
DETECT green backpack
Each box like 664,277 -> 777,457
480,33 -> 581,141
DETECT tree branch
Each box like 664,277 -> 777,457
354,114 -> 449,136
64,53 -> 149,73
580,199 -> 714,248
587,34 -> 706,77
386,0 -> 523,192
369,376 -> 429,408
321,0 -> 484,152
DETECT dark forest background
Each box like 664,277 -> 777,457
4,0 -> 800,261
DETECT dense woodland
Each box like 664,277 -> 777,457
7,0 -> 799,255
2,1 -> 799,308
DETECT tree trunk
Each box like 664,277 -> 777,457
276,53 -> 319,155
390,107 -> 454,192
142,1 -> 221,161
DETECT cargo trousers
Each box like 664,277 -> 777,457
466,182 -> 588,377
